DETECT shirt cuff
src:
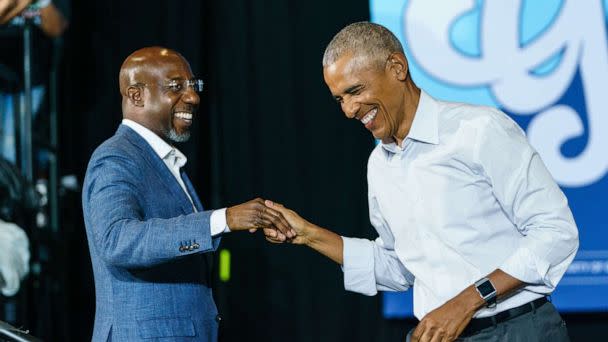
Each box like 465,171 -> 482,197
210,208 -> 230,236
342,236 -> 377,296
499,246 -> 550,286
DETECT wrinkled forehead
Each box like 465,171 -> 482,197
139,55 -> 194,82
121,53 -> 193,85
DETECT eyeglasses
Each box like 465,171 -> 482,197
163,78 -> 204,94
135,78 -> 204,94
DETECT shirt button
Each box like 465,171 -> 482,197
215,314 -> 222,323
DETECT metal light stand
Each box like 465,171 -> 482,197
0,320 -> 41,342
3,11 -> 62,340
19,22 -> 33,183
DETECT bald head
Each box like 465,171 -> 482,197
119,47 -> 188,96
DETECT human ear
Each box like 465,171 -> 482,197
127,86 -> 144,107
387,53 -> 408,81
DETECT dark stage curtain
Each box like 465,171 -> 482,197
202,1 -> 396,341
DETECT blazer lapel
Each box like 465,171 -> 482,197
117,125 -> 195,215
180,170 -> 204,211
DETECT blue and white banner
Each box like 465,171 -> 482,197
371,0 -> 608,316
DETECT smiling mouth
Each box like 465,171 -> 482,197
174,112 -> 193,125
360,108 -> 378,126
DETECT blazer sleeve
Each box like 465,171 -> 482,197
83,153 -> 221,269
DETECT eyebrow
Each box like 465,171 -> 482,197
344,84 -> 364,96
333,84 -> 364,101
167,76 -> 185,81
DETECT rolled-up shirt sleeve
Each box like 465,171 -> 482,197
476,112 -> 579,290
342,236 -> 414,296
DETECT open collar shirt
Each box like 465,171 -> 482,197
341,91 -> 578,319
122,119 -> 229,236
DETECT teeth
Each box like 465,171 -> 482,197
175,112 -> 192,120
360,108 -> 377,125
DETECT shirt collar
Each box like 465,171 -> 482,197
122,119 -> 187,168
381,90 -> 439,153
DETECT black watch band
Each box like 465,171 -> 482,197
474,277 -> 497,308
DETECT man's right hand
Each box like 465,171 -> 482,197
261,200 -> 314,245
226,198 -> 296,241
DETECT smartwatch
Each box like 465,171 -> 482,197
474,277 -> 497,308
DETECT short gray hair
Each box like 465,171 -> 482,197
322,22 -> 404,69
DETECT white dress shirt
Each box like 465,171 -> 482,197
341,91 -> 579,319
122,119 -> 229,236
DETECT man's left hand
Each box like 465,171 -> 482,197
226,198 -> 296,240
411,287 -> 483,342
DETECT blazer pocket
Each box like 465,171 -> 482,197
137,317 -> 196,339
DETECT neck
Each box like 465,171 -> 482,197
393,80 -> 420,147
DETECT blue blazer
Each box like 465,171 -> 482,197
82,125 -> 221,341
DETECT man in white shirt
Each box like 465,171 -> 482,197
263,22 -> 578,341
82,47 -> 295,341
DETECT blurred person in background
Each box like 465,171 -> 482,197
0,0 -> 68,163
0,0 -> 67,34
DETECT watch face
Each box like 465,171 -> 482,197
477,280 -> 495,297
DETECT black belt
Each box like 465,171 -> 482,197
460,297 -> 549,337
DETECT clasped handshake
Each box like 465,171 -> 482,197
225,198 -> 310,245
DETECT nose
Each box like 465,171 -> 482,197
341,97 -> 360,119
182,87 -> 200,105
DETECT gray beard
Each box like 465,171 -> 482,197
166,128 -> 190,143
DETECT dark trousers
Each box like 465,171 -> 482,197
406,301 -> 570,341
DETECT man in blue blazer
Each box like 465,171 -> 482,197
82,47 -> 295,342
